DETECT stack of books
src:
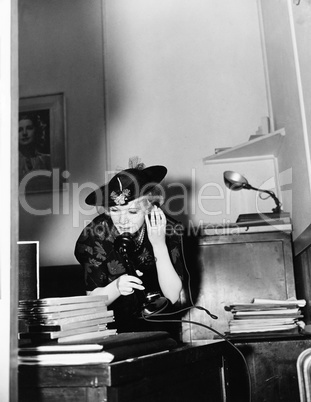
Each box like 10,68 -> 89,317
201,214 -> 292,236
226,298 -> 306,337
235,212 -> 291,223
18,295 -> 117,344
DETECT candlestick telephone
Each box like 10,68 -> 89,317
114,231 -> 169,316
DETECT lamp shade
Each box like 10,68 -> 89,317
223,171 -> 249,191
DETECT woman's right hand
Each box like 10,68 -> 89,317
116,274 -> 145,296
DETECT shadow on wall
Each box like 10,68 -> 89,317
163,178 -> 202,309
163,178 -> 192,227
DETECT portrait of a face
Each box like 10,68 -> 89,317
18,110 -> 52,183
18,94 -> 66,194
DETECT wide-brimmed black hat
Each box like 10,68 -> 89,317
85,165 -> 167,207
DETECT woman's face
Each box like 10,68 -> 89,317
110,198 -> 149,234
19,118 -> 36,146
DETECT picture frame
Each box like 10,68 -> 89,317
18,93 -> 67,194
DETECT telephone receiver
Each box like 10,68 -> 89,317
114,233 -> 137,277
114,232 -> 169,316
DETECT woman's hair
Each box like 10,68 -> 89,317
19,113 -> 37,126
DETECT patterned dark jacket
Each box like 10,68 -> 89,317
74,213 -> 184,332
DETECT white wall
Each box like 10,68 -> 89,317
104,0 -> 270,226
291,0 -> 311,242
18,0 -> 106,265
259,0 -> 311,241
19,0 -> 269,265
292,1 -> 311,155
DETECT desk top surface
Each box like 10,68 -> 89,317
19,340 -> 227,387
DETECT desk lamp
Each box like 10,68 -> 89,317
223,171 -> 284,219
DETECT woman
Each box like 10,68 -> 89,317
74,164 -> 184,334
18,113 -> 51,180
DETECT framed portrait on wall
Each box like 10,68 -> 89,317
18,93 -> 67,194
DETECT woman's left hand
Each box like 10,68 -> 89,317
145,205 -> 166,248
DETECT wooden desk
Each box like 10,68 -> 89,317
18,340 -> 248,402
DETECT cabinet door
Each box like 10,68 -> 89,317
183,232 -> 295,341
235,339 -> 311,402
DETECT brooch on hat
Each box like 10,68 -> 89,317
110,177 -> 131,205
110,189 -> 130,205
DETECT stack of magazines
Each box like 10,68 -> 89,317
18,295 -> 117,344
226,298 -> 306,337
18,344 -> 115,365
18,332 -> 178,366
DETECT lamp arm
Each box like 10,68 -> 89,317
243,184 -> 282,213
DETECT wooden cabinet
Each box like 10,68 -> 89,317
233,336 -> 311,402
182,231 -> 296,341
180,231 -> 308,401
294,243 -> 311,325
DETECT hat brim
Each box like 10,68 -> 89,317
85,165 -> 167,207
